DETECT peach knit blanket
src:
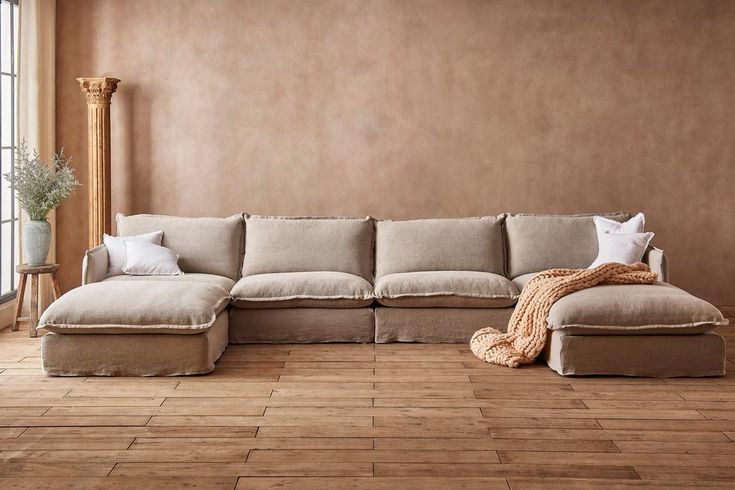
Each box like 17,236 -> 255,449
470,262 -> 657,368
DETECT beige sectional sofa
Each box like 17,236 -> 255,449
38,212 -> 728,377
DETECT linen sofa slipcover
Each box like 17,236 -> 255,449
375,217 -> 505,278
105,272 -> 236,290
45,211 -> 727,378
243,216 -> 374,281
231,271 -> 373,308
42,313 -> 229,376
117,213 -> 244,280
547,282 -> 727,335
374,271 -> 518,308
504,212 -> 629,278
545,330 -> 727,377
38,281 -> 230,335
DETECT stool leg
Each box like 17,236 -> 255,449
13,273 -> 27,331
29,274 -> 38,338
51,272 -> 61,300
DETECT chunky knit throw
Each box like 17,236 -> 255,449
470,262 -> 657,368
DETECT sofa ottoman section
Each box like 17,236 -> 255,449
38,281 -> 231,376
545,330 -> 727,377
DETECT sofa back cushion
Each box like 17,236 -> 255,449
504,212 -> 628,278
116,213 -> 244,280
242,216 -> 374,281
375,216 -> 505,278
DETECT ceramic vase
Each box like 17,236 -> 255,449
24,219 -> 51,266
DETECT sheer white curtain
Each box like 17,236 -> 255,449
19,0 -> 55,311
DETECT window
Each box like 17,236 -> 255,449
0,0 -> 19,302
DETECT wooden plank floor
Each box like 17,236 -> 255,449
0,316 -> 732,489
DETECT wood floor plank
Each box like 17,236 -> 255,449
247,448 -> 501,463
489,428 -> 731,442
235,477 -> 510,490
110,462 -> 374,478
498,450 -> 735,467
22,426 -> 258,438
375,416 -> 601,429
0,416 -> 151,427
614,441 -> 735,454
131,437 -> 373,450
147,415 -> 374,427
374,463 -> 640,479
373,437 -> 618,452
0,477 -> 236,489
508,477 -> 734,488
0,437 -> 134,450
0,448 -> 248,463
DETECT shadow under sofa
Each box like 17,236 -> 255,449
38,212 -> 728,377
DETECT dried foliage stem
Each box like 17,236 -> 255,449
3,141 -> 81,221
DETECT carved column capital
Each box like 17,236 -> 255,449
77,77 -> 120,105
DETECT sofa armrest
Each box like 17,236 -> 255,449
82,244 -> 109,285
643,246 -> 668,283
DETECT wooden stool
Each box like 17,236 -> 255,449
13,264 -> 61,338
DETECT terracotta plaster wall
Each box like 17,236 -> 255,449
56,0 -> 735,304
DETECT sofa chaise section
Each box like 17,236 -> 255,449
39,281 -> 230,376
504,213 -> 727,376
229,216 -> 376,343
43,213 -> 244,376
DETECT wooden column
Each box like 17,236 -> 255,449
77,77 -> 120,248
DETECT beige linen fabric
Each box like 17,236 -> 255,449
375,216 -> 505,278
105,272 -> 236,291
547,282 -> 728,334
116,213 -> 244,280
243,216 -> 374,281
545,330 -> 726,377
41,313 -> 229,376
229,308 -> 375,343
505,212 -> 628,278
38,282 -> 230,335
375,271 -> 518,308
375,307 -> 515,343
231,271 -> 373,308
82,244 -> 109,285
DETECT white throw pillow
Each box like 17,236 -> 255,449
103,231 -> 163,277
122,241 -> 183,276
594,212 -> 645,235
589,232 -> 655,269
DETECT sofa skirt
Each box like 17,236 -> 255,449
545,330 -> 727,377
229,307 -> 375,343
375,307 -> 514,343
41,312 -> 229,376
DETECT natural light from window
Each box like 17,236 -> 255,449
0,0 -> 20,301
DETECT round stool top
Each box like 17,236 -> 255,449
16,263 -> 60,274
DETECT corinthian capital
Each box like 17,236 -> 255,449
77,77 -> 121,104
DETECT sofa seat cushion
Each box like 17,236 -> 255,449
231,271 -> 374,308
375,271 -> 519,308
511,272 -> 537,291
39,282 -> 230,335
547,282 -> 728,335
104,273 -> 236,291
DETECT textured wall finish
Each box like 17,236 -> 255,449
56,0 -> 735,304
